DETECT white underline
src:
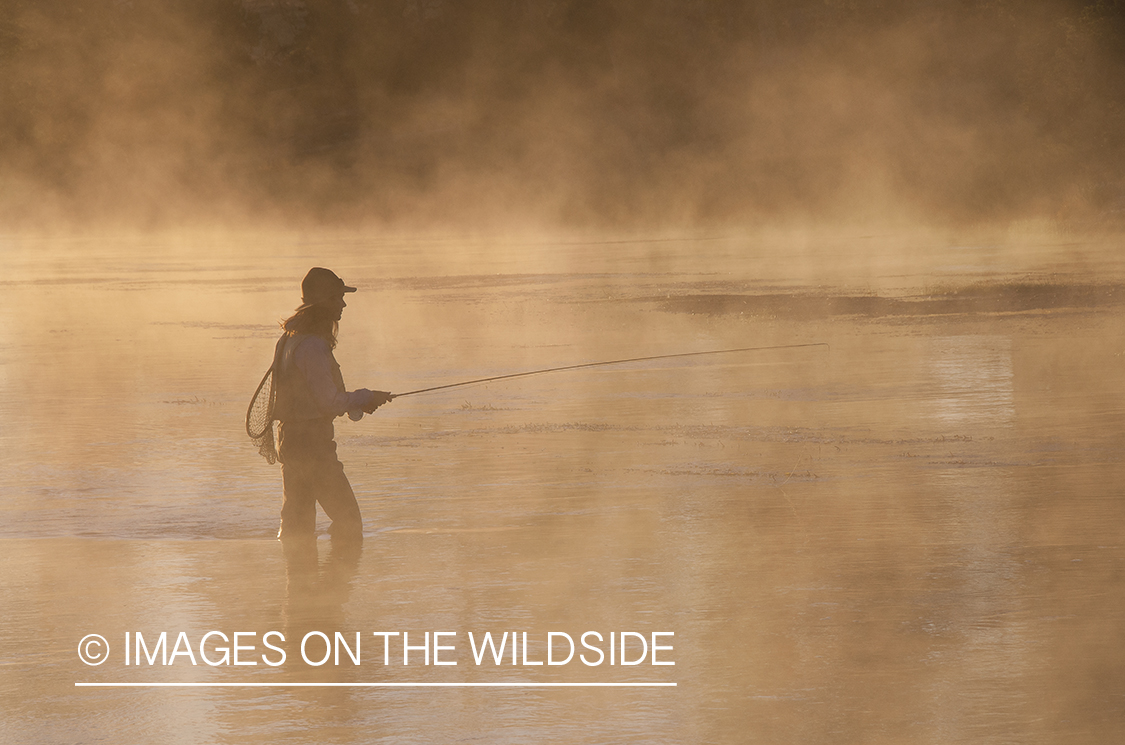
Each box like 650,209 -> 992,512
75,682 -> 676,688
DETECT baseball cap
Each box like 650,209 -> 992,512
297,267 -> 356,311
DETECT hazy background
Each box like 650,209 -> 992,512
1,0 -> 1123,233
4,5 -> 1125,742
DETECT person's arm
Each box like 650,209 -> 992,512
293,337 -> 373,418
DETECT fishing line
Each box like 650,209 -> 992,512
389,342 -> 829,399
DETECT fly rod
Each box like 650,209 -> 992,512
389,342 -> 829,399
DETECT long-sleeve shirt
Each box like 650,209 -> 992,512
293,336 -> 368,418
274,333 -> 368,421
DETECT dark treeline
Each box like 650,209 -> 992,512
0,0 -> 1122,229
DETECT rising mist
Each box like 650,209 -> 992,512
1,0 -> 1122,232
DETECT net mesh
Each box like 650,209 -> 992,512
247,334 -> 287,464
246,367 -> 278,464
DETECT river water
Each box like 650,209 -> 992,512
1,231 -> 1123,744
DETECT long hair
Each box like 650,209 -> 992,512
280,305 -> 339,349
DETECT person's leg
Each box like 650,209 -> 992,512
314,440 -> 364,542
277,421 -> 321,540
295,419 -> 364,541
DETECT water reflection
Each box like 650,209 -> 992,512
281,538 -> 362,648
1,236 -> 1124,743
927,335 -> 1014,427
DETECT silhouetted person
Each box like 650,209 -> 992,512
273,267 -> 390,542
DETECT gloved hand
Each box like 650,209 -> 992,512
362,390 -> 393,414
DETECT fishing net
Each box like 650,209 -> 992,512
246,334 -> 288,464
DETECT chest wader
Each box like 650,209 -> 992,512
273,334 -> 364,542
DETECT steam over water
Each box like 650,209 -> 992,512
1,233 -> 1123,743
3,0 -> 1125,741
2,1 -> 1123,229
